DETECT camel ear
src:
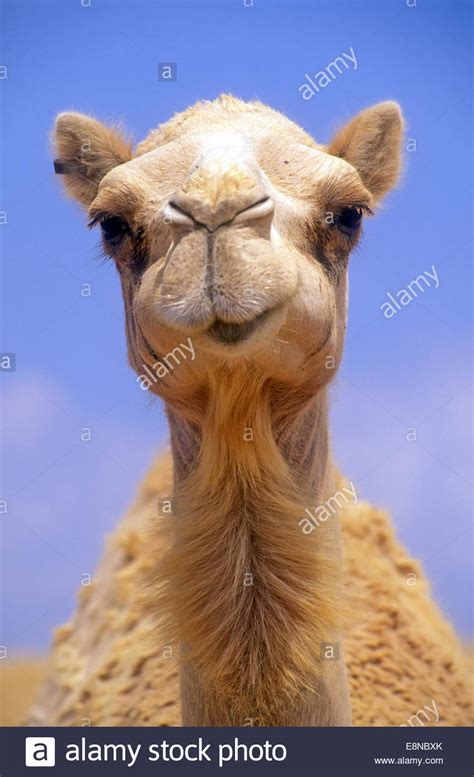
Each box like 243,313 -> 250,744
328,102 -> 404,202
53,112 -> 132,208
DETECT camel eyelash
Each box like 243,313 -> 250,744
356,203 -> 374,217
330,203 -> 374,220
88,213 -> 132,247
87,212 -> 129,228
87,212 -> 108,229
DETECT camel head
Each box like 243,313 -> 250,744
54,96 -> 403,408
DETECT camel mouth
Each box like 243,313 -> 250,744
207,310 -> 270,345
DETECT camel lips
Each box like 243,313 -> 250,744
208,311 -> 268,344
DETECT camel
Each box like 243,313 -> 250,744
29,95 -> 472,727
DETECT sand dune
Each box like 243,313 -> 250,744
0,658 -> 46,726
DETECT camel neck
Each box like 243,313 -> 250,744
162,377 -> 350,725
167,380 -> 333,492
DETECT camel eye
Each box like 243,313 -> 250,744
100,216 -> 129,245
336,206 -> 363,233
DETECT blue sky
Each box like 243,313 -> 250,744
1,0 -> 472,651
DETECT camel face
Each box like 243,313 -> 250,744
97,134 -> 366,378
54,95 -> 403,398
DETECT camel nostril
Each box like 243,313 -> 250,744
163,201 -> 197,228
232,196 -> 274,224
165,194 -> 274,232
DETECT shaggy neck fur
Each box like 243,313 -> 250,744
154,366 -> 351,726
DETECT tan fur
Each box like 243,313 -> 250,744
134,95 -> 319,156
32,96 -> 471,727
182,163 -> 257,204
54,112 -> 132,207
328,102 -> 404,200
151,369 -> 344,724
